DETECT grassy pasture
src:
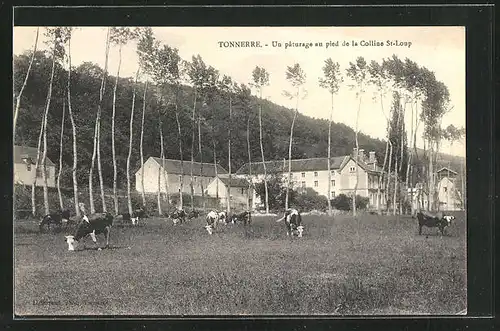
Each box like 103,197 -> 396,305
14,212 -> 466,316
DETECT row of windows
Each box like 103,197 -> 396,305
297,180 -> 336,187
300,170 -> 337,178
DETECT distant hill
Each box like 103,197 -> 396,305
14,50 -> 463,189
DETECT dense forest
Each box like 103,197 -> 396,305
14,50 -> 394,190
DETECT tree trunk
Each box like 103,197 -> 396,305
198,117 -> 205,212
31,115 -> 44,217
140,81 -> 148,207
66,36 -> 79,217
393,158 -> 398,216
174,104 -> 184,210
377,93 -> 389,214
428,142 -> 434,212
161,118 -> 170,206
386,141 -> 393,211
111,45 -> 122,215
127,69 -> 139,215
286,109 -> 298,211
89,27 -> 110,214
190,92 -> 197,211
57,97 -> 65,210
246,115 -> 252,211
227,96 -> 232,214
212,133 -> 219,208
97,119 -> 106,212
405,99 -> 415,214
258,90 -> 269,214
285,88 -> 299,211
157,145 -> 163,216
353,93 -> 362,217
327,92 -> 333,216
41,42 -> 57,216
157,118 -> 164,215
14,27 -> 39,142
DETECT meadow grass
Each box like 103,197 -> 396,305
14,212 -> 466,315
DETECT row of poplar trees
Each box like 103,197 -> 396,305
14,27 -> 463,218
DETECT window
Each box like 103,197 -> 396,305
301,172 -> 305,178
331,170 -> 335,175
314,172 -> 318,177
179,175 -> 182,182
331,191 -> 335,198
26,163 -> 31,171
301,181 -> 306,188
331,180 -> 335,186
350,166 -> 355,172
443,187 -> 447,192
314,181 -> 318,187
194,176 -> 197,182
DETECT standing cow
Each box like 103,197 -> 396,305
416,210 -> 455,236
204,210 -> 222,235
39,209 -> 71,232
170,209 -> 187,225
228,211 -> 252,225
276,208 -> 304,237
64,213 -> 113,251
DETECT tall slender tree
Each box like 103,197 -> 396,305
56,98 -> 66,210
64,28 -> 80,216
110,27 -> 138,214
283,63 -> 306,210
89,27 -> 110,214
346,57 -> 369,217
251,66 -> 270,214
14,27 -> 39,141
127,69 -> 140,215
319,58 -> 343,216
139,80 -> 148,207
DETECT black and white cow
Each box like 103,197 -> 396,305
229,211 -> 252,225
39,209 -> 71,232
217,211 -> 227,224
115,208 -> 148,226
64,213 -> 113,251
276,208 -> 304,237
170,209 -> 187,225
187,209 -> 201,220
416,210 -> 455,236
204,210 -> 221,235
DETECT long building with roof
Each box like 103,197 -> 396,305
235,148 -> 386,209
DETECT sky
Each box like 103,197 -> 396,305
13,26 -> 466,157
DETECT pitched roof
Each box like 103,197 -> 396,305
235,156 -> 349,175
13,145 -> 55,167
219,177 -> 250,188
436,167 -> 458,175
148,157 -> 228,177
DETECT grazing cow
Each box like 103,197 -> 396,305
115,208 -> 148,226
170,209 -> 187,225
229,211 -> 252,225
276,208 -> 304,237
64,213 -> 113,251
416,210 -> 455,236
39,209 -> 71,231
204,210 -> 221,235
217,211 -> 227,224
187,209 -> 201,220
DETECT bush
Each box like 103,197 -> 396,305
331,194 -> 369,211
293,188 -> 328,212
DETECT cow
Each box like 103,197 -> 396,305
186,209 -> 201,220
276,208 -> 304,237
217,211 -> 227,224
204,210 -> 221,235
64,213 -> 113,251
170,209 -> 187,225
39,209 -> 71,232
115,208 -> 148,226
416,210 -> 455,236
228,211 -> 252,225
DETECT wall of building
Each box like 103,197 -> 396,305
205,178 -> 253,210
436,177 -> 462,211
135,158 -> 214,195
14,163 -> 56,187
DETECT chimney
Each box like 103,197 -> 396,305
352,147 -> 358,159
358,149 -> 365,162
369,151 -> 376,164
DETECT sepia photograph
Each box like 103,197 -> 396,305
13,25 -> 466,316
